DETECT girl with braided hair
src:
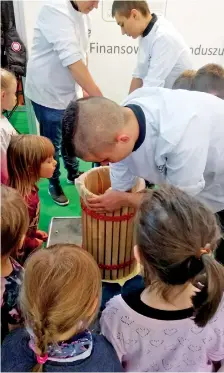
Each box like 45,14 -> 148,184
1,244 -> 122,372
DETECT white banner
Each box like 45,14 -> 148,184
15,0 -> 224,103
89,0 -> 224,102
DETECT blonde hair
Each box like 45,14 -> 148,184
1,68 -> 16,90
7,135 -> 55,197
1,185 -> 29,257
20,244 -> 101,372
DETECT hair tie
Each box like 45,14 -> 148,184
36,353 -> 48,364
196,244 -> 211,259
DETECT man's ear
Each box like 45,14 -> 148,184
134,244 -> 141,263
116,134 -> 130,143
130,9 -> 139,19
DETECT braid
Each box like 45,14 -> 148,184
31,318 -> 51,372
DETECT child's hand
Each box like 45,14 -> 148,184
36,230 -> 48,242
36,238 -> 44,248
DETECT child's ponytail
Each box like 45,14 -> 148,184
31,320 -> 51,372
193,253 -> 224,327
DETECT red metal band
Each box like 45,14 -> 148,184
81,200 -> 135,222
98,258 -> 135,270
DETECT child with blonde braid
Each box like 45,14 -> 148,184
101,185 -> 224,372
1,244 -> 122,372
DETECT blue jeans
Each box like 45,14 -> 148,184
32,101 -> 79,184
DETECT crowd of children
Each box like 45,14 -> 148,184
1,0 -> 224,371
1,183 -> 224,371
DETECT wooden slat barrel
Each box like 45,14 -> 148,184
76,166 -> 145,280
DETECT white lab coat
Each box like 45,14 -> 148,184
110,87 -> 224,213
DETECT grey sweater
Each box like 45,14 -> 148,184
1,328 -> 123,372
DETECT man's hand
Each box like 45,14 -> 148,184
87,190 -> 145,212
87,190 -> 125,212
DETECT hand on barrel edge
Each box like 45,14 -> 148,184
87,190 -> 144,212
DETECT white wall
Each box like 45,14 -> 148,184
14,0 -> 224,103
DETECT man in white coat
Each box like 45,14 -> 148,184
62,87 -> 224,263
25,0 -> 101,206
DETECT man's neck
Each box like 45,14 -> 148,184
122,107 -> 139,144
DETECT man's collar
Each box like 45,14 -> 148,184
125,104 -> 146,152
142,13 -> 158,37
70,1 -> 79,11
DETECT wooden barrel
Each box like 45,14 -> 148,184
76,166 -> 145,280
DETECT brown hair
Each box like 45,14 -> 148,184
112,1 -> 150,18
136,185 -> 224,327
20,244 -> 102,372
1,185 -> 29,257
7,135 -> 55,197
172,70 -> 196,90
192,63 -> 224,99
1,68 -> 16,90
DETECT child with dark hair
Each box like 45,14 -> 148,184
112,1 -> 192,92
101,185 -> 224,372
1,185 -> 29,341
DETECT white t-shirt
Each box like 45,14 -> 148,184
133,14 -> 192,89
25,0 -> 91,110
100,293 -> 224,372
110,87 -> 224,213
0,116 -> 17,153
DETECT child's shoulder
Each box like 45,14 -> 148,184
0,116 -> 17,134
92,333 -> 123,371
9,257 -> 24,278
2,258 -> 23,307
1,328 -> 35,372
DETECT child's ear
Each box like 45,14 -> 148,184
1,90 -> 6,99
134,245 -> 141,263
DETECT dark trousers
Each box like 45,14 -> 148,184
32,101 -> 79,184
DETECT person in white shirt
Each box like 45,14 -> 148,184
1,68 -> 18,185
25,0 -> 102,206
62,87 -> 224,213
111,1 -> 192,93
62,88 -> 224,264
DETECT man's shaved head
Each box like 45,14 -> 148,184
62,97 -> 125,160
